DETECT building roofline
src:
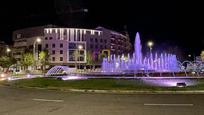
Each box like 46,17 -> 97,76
95,26 -> 127,38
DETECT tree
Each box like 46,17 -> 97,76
0,56 -> 16,73
86,51 -> 95,70
39,50 -> 50,73
201,50 -> 204,62
98,53 -> 107,62
20,53 -> 34,70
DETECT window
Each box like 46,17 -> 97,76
60,43 -> 63,48
90,38 -> 93,42
69,30 -> 71,41
49,37 -> 53,40
45,44 -> 48,48
16,34 -> 21,39
100,39 -> 103,43
105,45 -> 107,49
74,30 -> 76,41
77,30 -> 80,41
104,39 -> 107,43
90,44 -> 93,49
95,45 -> 98,49
60,57 -> 63,61
45,37 -> 48,40
69,50 -> 75,61
52,44 -> 55,48
69,43 -> 77,49
52,50 -> 55,54
100,45 -> 103,49
52,57 -> 55,61
82,33 -> 84,41
60,50 -> 63,54
95,38 -> 98,43
64,31 -> 66,35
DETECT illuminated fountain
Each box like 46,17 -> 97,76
102,32 -> 179,72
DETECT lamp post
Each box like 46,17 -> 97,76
33,38 -> 41,70
78,45 -> 83,71
147,41 -> 154,55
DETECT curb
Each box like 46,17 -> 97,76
64,89 -> 204,94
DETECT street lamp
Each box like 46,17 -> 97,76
33,38 -> 41,69
6,48 -> 11,56
78,45 -> 83,71
147,41 -> 154,55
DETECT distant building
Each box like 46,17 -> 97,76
96,26 -> 131,55
0,41 -> 9,56
12,25 -> 56,61
12,25 -> 132,66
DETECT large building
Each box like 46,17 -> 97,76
12,25 -> 132,66
0,41 -> 9,56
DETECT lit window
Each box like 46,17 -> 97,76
17,34 -> 21,39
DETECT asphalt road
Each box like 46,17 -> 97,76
0,86 -> 204,115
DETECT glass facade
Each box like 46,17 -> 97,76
68,42 -> 86,62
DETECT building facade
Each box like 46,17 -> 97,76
12,25 -> 132,66
96,27 -> 132,55
13,26 -> 43,61
0,41 -> 9,56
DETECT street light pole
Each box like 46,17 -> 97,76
78,45 -> 83,72
33,38 -> 41,70
147,41 -> 154,56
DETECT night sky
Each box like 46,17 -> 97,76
0,0 -> 203,58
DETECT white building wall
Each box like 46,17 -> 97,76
43,28 -> 102,65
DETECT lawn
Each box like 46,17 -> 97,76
2,77 -> 204,91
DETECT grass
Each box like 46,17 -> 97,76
2,77 -> 204,91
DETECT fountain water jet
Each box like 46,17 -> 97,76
102,32 -> 179,72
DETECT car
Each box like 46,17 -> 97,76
176,82 -> 187,87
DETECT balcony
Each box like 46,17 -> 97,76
14,42 -> 27,47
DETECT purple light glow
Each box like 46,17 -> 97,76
102,32 -> 179,72
61,75 -> 87,80
142,78 -> 197,87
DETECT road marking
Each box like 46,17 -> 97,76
32,98 -> 64,103
144,103 -> 193,106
